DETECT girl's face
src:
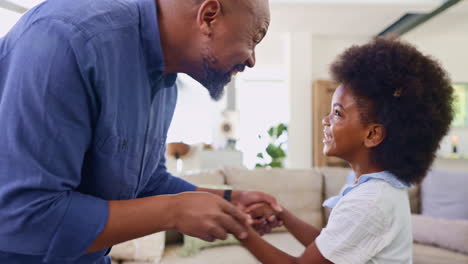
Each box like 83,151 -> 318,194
322,85 -> 372,162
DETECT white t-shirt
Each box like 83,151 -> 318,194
316,179 -> 412,264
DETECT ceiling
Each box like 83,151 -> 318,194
1,0 -> 467,37
0,0 -> 44,9
268,0 -> 468,35
406,0 -> 468,36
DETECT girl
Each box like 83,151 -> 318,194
242,38 -> 454,264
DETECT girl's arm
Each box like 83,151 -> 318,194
241,225 -> 332,264
246,204 -> 321,247
279,209 -> 321,247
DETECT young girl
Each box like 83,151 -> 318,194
241,38 -> 454,263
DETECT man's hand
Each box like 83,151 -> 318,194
171,192 -> 252,242
231,191 -> 283,235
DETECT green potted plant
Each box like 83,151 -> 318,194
255,123 -> 288,168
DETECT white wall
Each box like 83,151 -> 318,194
286,34 -> 370,168
261,1 -> 441,168
3,1 -> 466,168
254,31 -> 379,169
266,3 -> 468,168
403,12 -> 468,157
0,9 -> 21,36
234,32 -> 290,168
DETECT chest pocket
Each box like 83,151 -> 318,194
80,134 -> 143,200
134,137 -> 166,195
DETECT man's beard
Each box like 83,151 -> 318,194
199,55 -> 232,101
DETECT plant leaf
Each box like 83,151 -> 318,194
277,123 -> 288,137
268,127 -> 275,137
266,144 -> 278,158
266,144 -> 286,159
277,148 -> 286,158
269,160 -> 283,168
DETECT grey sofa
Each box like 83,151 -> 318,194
110,167 -> 468,264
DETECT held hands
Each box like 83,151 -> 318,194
231,190 -> 283,236
245,202 -> 283,235
171,192 -> 252,242
171,190 -> 282,243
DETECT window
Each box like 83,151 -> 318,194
452,83 -> 468,127
166,74 -> 226,144
236,68 -> 289,168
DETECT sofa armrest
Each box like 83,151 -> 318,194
412,214 -> 468,255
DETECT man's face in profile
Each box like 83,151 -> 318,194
198,0 -> 270,101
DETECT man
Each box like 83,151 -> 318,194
0,0 -> 277,263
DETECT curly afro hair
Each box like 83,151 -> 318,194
330,38 -> 454,184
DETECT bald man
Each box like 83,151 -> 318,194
0,0 -> 278,263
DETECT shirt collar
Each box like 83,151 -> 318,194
135,0 -> 165,74
323,171 -> 411,209
135,0 -> 177,89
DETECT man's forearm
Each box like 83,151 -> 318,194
86,195 -> 176,253
279,209 -> 321,246
87,191 -> 253,253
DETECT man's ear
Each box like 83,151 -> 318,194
197,0 -> 222,36
364,124 -> 385,148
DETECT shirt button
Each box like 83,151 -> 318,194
121,140 -> 128,151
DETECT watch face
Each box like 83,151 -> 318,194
223,190 -> 232,201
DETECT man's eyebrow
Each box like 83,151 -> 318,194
258,28 -> 267,37
260,21 -> 269,34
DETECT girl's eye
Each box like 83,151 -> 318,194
334,109 -> 341,117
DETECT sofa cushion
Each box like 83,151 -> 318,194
413,243 -> 468,264
110,232 -> 165,263
178,169 -> 225,186
178,234 -> 239,257
412,214 -> 468,255
421,169 -> 468,220
320,167 -> 351,200
163,243 -> 257,264
223,167 -> 324,230
319,167 -> 351,222
161,232 -> 305,264
262,232 -> 305,256
408,185 -> 421,214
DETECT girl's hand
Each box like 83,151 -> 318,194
244,203 -> 284,235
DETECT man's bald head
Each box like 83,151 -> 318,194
158,0 -> 270,100
183,0 -> 269,25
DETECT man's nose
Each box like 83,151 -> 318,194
246,51 -> 256,68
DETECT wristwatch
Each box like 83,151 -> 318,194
223,189 -> 232,202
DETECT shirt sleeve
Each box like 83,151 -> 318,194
138,145 -> 197,197
315,194 -> 390,264
0,20 -> 108,262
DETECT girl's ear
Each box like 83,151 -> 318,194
364,124 -> 385,148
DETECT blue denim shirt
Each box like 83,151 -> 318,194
323,171 -> 411,209
0,0 -> 195,263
